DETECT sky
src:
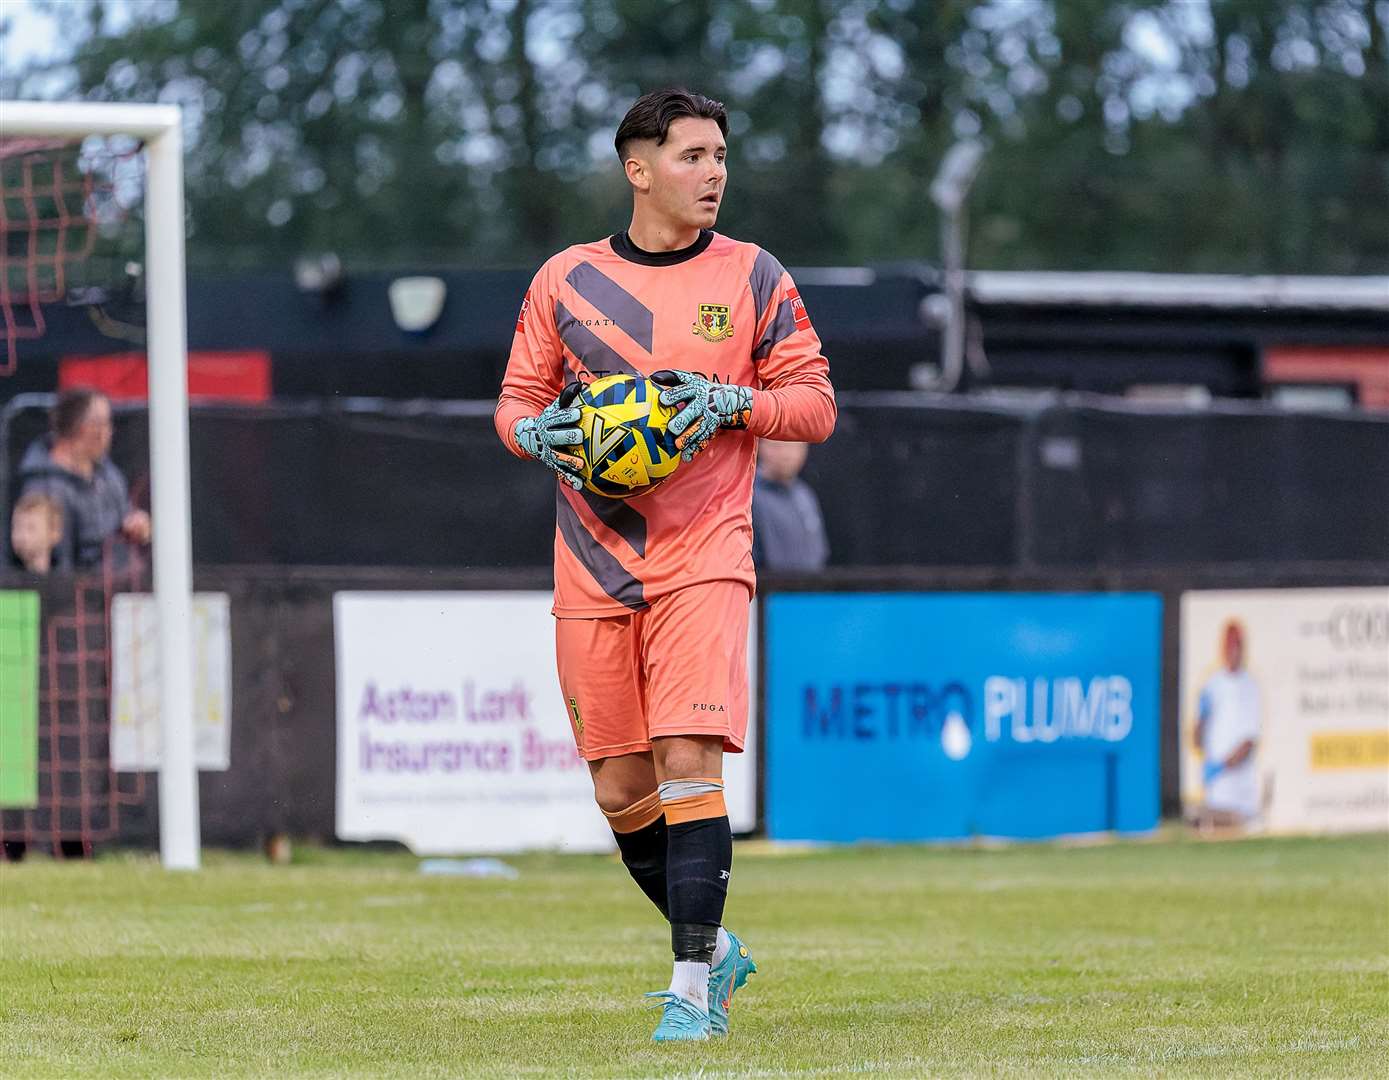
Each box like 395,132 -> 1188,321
1,0 -> 152,78
0,0 -> 60,68
2,0 -> 83,68
1,0 -> 176,73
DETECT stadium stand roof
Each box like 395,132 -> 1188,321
967,272 -> 1389,311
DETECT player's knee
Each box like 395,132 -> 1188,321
653,733 -> 723,780
587,752 -> 658,819
590,767 -> 657,818
596,787 -> 663,833
592,780 -> 642,816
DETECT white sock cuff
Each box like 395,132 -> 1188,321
657,778 -> 724,802
712,926 -> 731,967
669,960 -> 710,1011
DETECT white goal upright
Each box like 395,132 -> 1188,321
0,101 -> 199,870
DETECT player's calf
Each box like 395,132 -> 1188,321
602,789 -> 669,919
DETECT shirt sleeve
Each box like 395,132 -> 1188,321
746,255 -> 836,443
494,264 -> 568,458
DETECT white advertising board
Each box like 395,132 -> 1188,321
335,592 -> 759,854
110,592 -> 232,771
1180,588 -> 1389,834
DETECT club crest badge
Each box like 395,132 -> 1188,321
692,303 -> 734,342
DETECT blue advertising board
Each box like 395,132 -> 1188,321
765,593 -> 1162,842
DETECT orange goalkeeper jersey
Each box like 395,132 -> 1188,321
495,229 -> 836,617
494,227 -> 827,613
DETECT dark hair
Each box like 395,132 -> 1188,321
51,387 -> 107,439
614,88 -> 728,162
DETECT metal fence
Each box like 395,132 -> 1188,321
6,393 -> 1387,569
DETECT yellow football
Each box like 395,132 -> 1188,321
575,374 -> 682,498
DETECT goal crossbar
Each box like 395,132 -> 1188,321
0,99 -> 199,870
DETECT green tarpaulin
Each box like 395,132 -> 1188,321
0,591 -> 40,808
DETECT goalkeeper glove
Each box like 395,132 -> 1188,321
651,369 -> 754,460
515,383 -> 584,490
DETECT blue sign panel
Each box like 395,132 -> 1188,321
765,593 -> 1162,842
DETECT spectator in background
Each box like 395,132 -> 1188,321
751,439 -> 828,572
14,388 -> 151,570
8,492 -> 64,575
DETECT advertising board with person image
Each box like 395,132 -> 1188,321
1181,588 -> 1389,836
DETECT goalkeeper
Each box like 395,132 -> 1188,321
494,87 -> 836,1043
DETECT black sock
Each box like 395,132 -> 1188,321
612,817 -> 669,920
666,815 -> 732,963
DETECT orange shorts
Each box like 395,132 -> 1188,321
555,580 -> 751,761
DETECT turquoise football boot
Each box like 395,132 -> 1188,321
645,990 -> 711,1042
708,930 -> 757,1037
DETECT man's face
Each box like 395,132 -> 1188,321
77,396 -> 114,460
1223,625 -> 1244,671
635,116 -> 727,231
11,508 -> 56,564
758,440 -> 808,484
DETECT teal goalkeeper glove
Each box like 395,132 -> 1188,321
651,369 -> 754,461
515,383 -> 584,489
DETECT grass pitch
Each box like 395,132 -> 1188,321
1,833 -> 1386,1078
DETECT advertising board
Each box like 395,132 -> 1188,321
110,592 -> 232,772
1180,588 -> 1389,834
0,591 -> 39,807
764,593 -> 1162,842
336,592 -> 758,853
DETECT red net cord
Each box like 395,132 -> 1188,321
0,543 -> 149,854
0,139 -> 108,376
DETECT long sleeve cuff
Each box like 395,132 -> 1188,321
493,401 -> 532,458
746,383 -> 837,443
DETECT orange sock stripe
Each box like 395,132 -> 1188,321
662,790 -> 727,825
601,790 -> 664,834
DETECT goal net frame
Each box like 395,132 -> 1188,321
1,101 -> 199,870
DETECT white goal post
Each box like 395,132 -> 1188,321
1,101 -> 199,870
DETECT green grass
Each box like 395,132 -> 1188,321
1,833 -> 1386,1078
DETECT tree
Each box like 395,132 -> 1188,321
3,0 -> 1384,274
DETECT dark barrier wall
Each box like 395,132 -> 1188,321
5,395 -> 1388,569
4,564 -> 1385,849
3,401 -> 556,568
1026,404 -> 1389,566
